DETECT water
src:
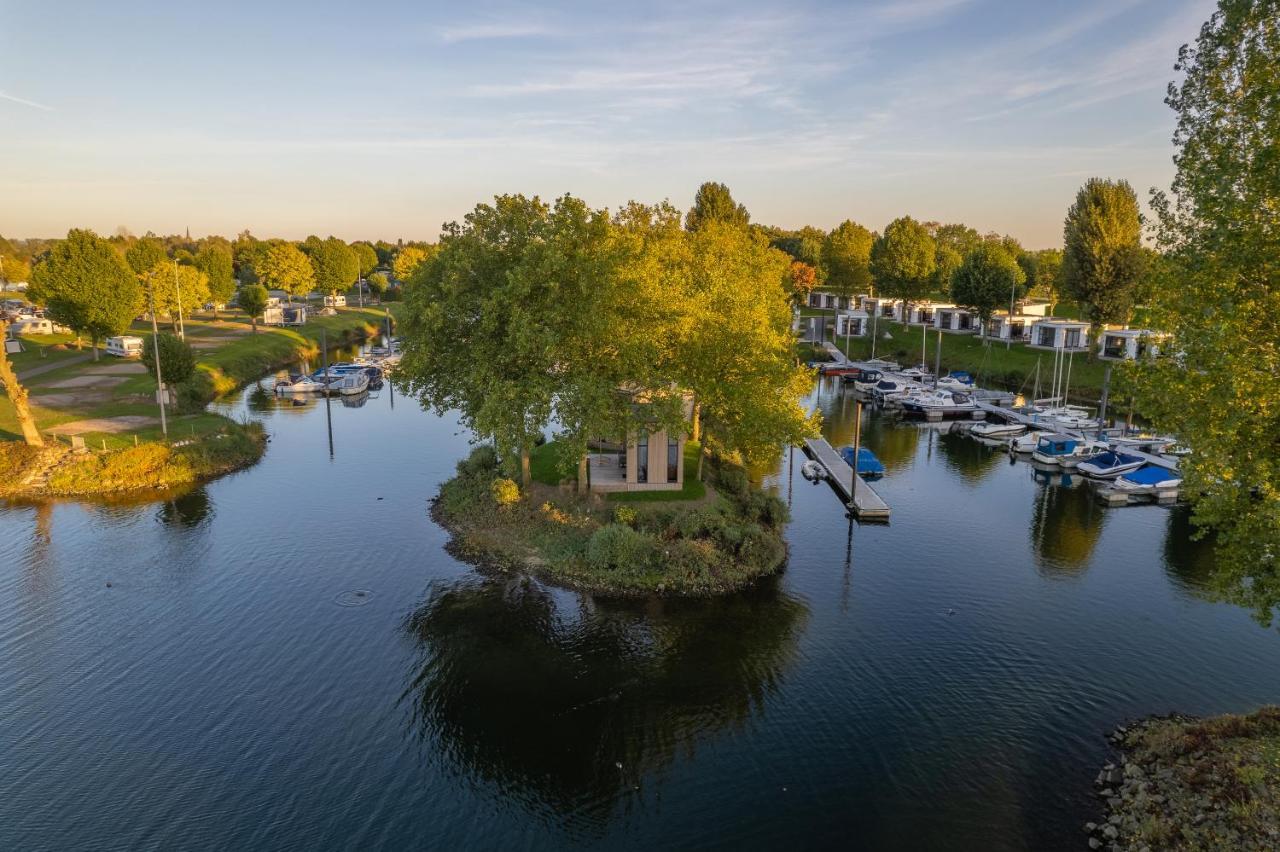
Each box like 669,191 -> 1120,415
2,373 -> 1277,850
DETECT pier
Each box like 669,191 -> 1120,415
802,437 -> 891,521
971,402 -> 1180,471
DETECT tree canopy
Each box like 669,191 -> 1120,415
928,223 -> 982,294
194,243 -> 236,309
1061,178 -> 1145,331
822,220 -> 874,298
869,216 -> 936,305
141,261 -> 210,326
124,236 -> 167,275
684,182 -> 750,231
351,242 -> 379,278
236,284 -> 270,332
143,332 -> 196,385
305,236 -> 359,294
1130,0 -> 1280,614
393,245 -> 432,281
257,242 -> 315,300
949,243 -> 1027,328
28,229 -> 142,358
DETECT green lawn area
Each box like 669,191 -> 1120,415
529,439 -> 708,501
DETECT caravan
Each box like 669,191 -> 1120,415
105,335 -> 145,358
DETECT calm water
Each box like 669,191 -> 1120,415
3,373 -> 1278,851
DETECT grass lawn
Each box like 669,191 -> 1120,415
529,439 -> 708,501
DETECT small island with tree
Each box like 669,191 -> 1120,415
396,185 -> 818,595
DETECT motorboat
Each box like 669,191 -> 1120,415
970,420 -> 1025,438
274,373 -> 327,394
935,375 -> 971,392
1030,434 -> 1107,468
900,390 -> 977,417
840,369 -> 865,385
325,370 -> 371,396
839,446 -> 885,479
872,378 -> 918,404
899,364 -> 934,383
1114,465 -> 1182,491
800,460 -> 826,482
1077,450 -> 1146,479
851,369 -> 884,392
820,363 -> 861,376
1010,431 -> 1044,453
1040,405 -> 1100,431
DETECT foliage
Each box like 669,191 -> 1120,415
304,236 -> 359,294
586,523 -> 653,571
870,216 -> 937,305
684,181 -> 749,231
142,331 -> 196,385
949,242 -> 1027,326
1130,0 -> 1280,611
769,225 -> 827,270
257,242 -> 315,300
0,253 -> 32,284
612,505 -> 637,526
194,243 -> 236,308
141,261 -> 210,323
236,284 -> 269,331
928,223 -> 982,294
28,229 -> 143,351
457,444 -> 499,477
351,242 -> 378,278
393,245 -> 432,281
491,477 -> 521,507
365,271 -> 389,296
1024,248 -> 1064,301
124,236 -> 167,275
822,220 -> 874,298
789,261 -> 817,302
1062,178 -> 1145,330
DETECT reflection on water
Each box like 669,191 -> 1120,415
935,426 -> 1004,485
156,487 -> 214,528
1030,474 -> 1108,574
402,575 -> 808,828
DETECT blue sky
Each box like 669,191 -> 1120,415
0,0 -> 1216,247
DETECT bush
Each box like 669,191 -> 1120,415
585,523 -> 653,571
457,445 -> 498,478
736,523 -> 785,570
677,506 -> 727,540
613,505 -> 637,527
491,477 -> 520,507
741,491 -> 790,530
143,332 -> 197,386
713,461 -> 749,496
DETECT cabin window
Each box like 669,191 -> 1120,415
1103,336 -> 1126,358
1064,329 -> 1082,348
637,434 -> 648,483
667,436 -> 679,482
1038,327 -> 1055,346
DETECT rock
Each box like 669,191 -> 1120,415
1085,822 -> 1097,833
1108,797 -> 1121,808
1103,825 -> 1118,840
1108,815 -> 1122,826
1088,839 -> 1101,850
1124,763 -> 1145,778
1106,768 -> 1124,784
1099,788 -> 1114,798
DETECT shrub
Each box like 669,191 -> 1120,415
457,445 -> 498,478
586,523 -> 653,571
636,506 -> 679,537
660,538 -> 724,577
713,461 -> 749,496
677,506 -> 727,540
491,477 -> 520,507
741,491 -> 790,530
613,505 -> 637,527
143,332 -> 197,386
736,523 -> 786,570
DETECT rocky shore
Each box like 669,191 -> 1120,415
1087,707 -> 1280,850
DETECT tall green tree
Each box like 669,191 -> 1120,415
1024,248 -> 1064,304
194,243 -> 235,315
257,242 -> 315,302
949,243 -> 1027,337
28,229 -> 142,360
1061,178 -> 1145,345
124,236 -> 167,275
929,223 -> 981,295
769,225 -> 827,270
393,245 -> 432,282
822,220 -> 873,300
869,216 -> 936,317
232,231 -> 265,284
365,271 -> 389,298
1130,0 -> 1280,613
141,262 -> 210,331
684,182 -> 750,231
236,284 -> 270,332
305,236 -> 359,295
351,242 -> 378,278
142,332 -> 196,385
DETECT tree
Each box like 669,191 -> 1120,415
0,251 -> 32,285
237,284 -> 269,332
124,236 -> 167,275
1025,248 -> 1064,303
232,231 -> 264,284
0,319 -> 43,445
305,236 -> 359,295
949,243 -> 1027,337
769,225 -> 826,270
929,223 -> 981,294
366,271 -> 389,298
392,245 -> 432,282
1130,0 -> 1280,611
28,229 -> 142,360
351,242 -> 378,278
869,216 -> 936,317
789,261 -> 817,303
140,262 -> 210,332
1061,178 -> 1145,345
257,242 -> 315,303
142,332 -> 196,385
684,182 -> 750,231
194,243 -> 236,316
822,220 -> 873,299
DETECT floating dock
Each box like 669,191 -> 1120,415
971,402 -> 1181,472
802,437 -> 891,521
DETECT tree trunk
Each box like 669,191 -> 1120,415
691,399 -> 701,443
0,322 -> 44,446
91,335 -> 100,361
520,446 -> 531,488
251,317 -> 258,334
578,454 -> 588,494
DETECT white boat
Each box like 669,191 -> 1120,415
1030,434 -> 1108,468
800,460 -> 826,482
900,390 -> 977,416
326,371 -> 370,395
1077,450 -> 1146,479
970,420 -> 1025,438
1010,431 -> 1043,453
935,375 -> 971,392
275,374 -> 327,394
872,378 -> 921,404
899,364 -> 934,383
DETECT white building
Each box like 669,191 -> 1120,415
1030,318 -> 1090,351
1099,328 -> 1163,360
934,306 -> 977,333
860,296 -> 903,321
807,291 -> 854,311
906,302 -> 950,326
983,311 -> 1033,341
834,309 -> 869,338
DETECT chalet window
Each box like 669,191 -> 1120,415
1065,329 -> 1081,348
637,434 -> 648,483
667,436 -> 679,481
1038,327 -> 1055,346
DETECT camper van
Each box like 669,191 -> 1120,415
323,294 -> 346,308
105,335 -> 145,358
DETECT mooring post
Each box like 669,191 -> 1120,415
850,399 -> 863,511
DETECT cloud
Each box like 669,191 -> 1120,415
0,90 -> 53,111
439,22 -> 555,43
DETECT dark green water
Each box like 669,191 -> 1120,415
2,373 -> 1277,850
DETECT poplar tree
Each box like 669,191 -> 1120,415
1061,178 -> 1145,347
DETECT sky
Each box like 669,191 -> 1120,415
0,0 -> 1218,247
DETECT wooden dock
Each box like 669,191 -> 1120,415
803,438 -> 891,521
971,402 -> 1180,471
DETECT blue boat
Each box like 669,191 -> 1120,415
839,446 -> 886,479
1077,450 -> 1145,479
948,370 -> 974,385
1115,465 -> 1182,491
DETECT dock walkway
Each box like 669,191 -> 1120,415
972,402 -> 1180,471
803,437 -> 891,521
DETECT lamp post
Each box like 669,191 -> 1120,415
148,289 -> 168,438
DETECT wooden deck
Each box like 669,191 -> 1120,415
803,437 -> 891,521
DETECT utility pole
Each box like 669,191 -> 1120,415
172,260 -> 186,340
849,399 -> 863,512
1006,278 -> 1017,351
934,328 -> 942,384
149,290 -> 168,438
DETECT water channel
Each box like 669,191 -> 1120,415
2,371 -> 1277,850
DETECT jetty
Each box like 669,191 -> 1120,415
971,401 -> 1181,472
802,437 -> 891,521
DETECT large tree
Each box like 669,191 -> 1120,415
1025,248 -> 1064,304
684,182 -> 750,231
1130,0 -> 1280,612
869,216 -> 936,315
949,243 -> 1027,336
393,245 -> 432,282
1061,178 -> 1145,345
351,242 -> 378,278
257,242 -> 315,303
769,225 -> 826,270
141,261 -> 211,331
124,236 -> 167,276
822,220 -> 874,300
929,223 -> 981,295
28,229 -> 142,360
194,243 -> 236,314
305,236 -> 359,296
236,284 -> 270,332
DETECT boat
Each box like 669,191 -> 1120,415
1076,450 -> 1147,479
840,369 -> 865,385
820,363 -> 861,376
1030,434 -> 1108,468
274,373 -> 327,394
1010,431 -> 1044,453
325,371 -> 371,396
899,364 -> 934,383
900,390 -> 977,417
851,369 -> 884,392
800,460 -> 826,482
839,446 -> 885,479
872,378 -> 918,403
1114,465 -> 1182,491
970,420 -> 1025,438
934,375 -> 971,391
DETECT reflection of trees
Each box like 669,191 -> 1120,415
156,486 -> 214,528
935,429 -> 1003,485
246,383 -> 274,413
1164,506 -> 1280,627
402,576 -> 808,826
1029,479 -> 1107,575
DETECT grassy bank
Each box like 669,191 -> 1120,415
434,445 -> 788,596
1090,707 -> 1280,850
0,420 -> 266,500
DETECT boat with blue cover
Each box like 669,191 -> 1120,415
839,446 -> 886,479
1077,450 -> 1146,479
1114,465 -> 1182,491
1030,434 -> 1108,468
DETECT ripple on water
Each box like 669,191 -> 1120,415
334,589 -> 374,607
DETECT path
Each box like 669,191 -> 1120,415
16,350 -> 96,382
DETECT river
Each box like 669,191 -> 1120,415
2,371 -> 1278,850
